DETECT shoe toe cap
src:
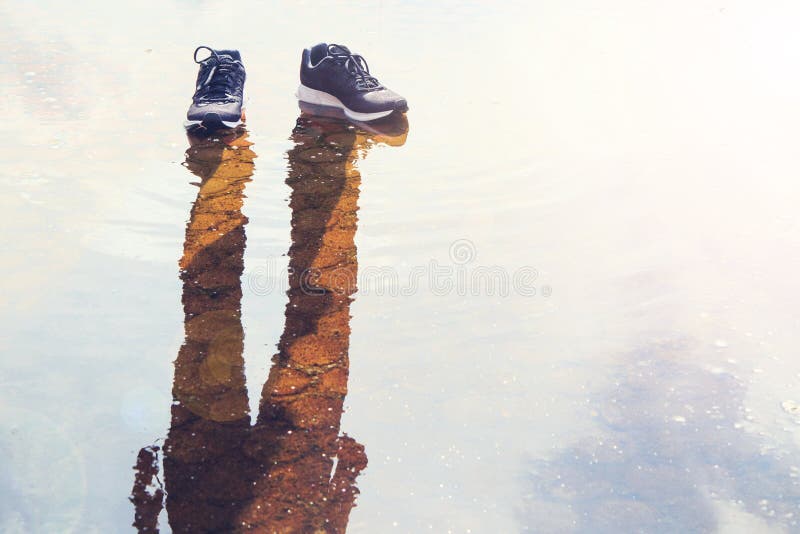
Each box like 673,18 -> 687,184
187,101 -> 243,122
360,89 -> 408,112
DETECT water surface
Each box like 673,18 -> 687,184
3,1 -> 800,532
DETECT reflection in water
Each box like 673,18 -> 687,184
521,340 -> 800,533
131,112 -> 408,532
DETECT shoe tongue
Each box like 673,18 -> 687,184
215,49 -> 241,62
328,44 -> 351,56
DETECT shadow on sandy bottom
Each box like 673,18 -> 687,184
519,339 -> 800,533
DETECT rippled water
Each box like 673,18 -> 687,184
3,1 -> 800,532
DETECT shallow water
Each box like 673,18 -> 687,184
3,1 -> 800,532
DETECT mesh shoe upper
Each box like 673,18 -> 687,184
300,43 -> 408,114
187,46 -> 246,123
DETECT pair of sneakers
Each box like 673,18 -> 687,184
186,43 -> 408,129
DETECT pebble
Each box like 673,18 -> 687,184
781,400 -> 800,415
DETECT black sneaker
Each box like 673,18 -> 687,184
298,43 -> 408,122
186,46 -> 246,129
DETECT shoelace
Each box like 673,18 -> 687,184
327,44 -> 381,90
193,45 -> 244,102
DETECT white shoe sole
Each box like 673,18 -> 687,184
185,92 -> 247,129
184,119 -> 243,128
296,84 -> 393,122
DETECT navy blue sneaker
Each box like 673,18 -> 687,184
298,43 -> 408,122
186,46 -> 246,129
